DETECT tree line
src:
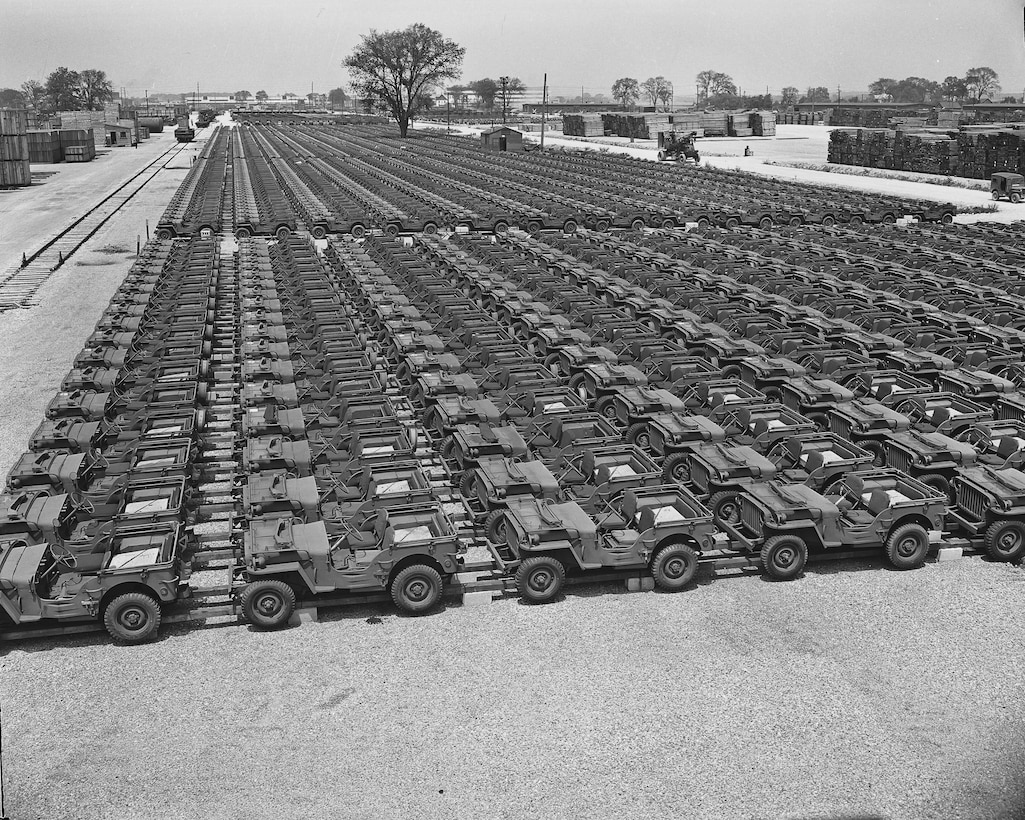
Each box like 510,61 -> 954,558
1,67 -> 116,113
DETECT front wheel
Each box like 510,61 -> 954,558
758,216 -> 773,230
657,150 -> 667,161
311,225 -> 327,239
625,422 -> 651,449
1012,193 -> 1023,204
651,543 -> 698,591
662,452 -> 691,484
484,509 -> 507,544
562,219 -> 578,233
516,555 -> 566,603
983,518 -> 1025,563
709,490 -> 741,527
992,190 -> 1002,201
761,534 -> 808,580
275,226 -> 291,241
241,579 -> 295,628
390,564 -> 443,613
492,220 -> 509,234
103,592 -> 161,644
724,217 -> 740,230
885,523 -> 929,570
630,218 -> 646,232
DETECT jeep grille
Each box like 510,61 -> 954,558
956,482 -> 988,522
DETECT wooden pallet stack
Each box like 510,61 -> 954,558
562,114 -> 605,137
728,113 -> 753,138
828,127 -> 1016,178
0,108 -> 31,187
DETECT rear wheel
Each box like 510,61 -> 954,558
385,224 -> 401,237
758,216 -> 773,230
940,212 -> 954,224
725,217 -> 740,230
493,220 -> 509,234
459,469 -> 476,498
103,592 -> 161,644
528,220 -> 543,233
882,213 -> 896,224
516,555 -> 566,603
562,219 -> 578,233
696,217 -> 710,229
241,579 -> 295,628
311,225 -> 327,239
235,227 -> 252,240
422,222 -> 439,235
661,217 -> 676,229
992,190 -> 1002,201
821,215 -> 836,227
761,534 -> 808,580
155,228 -> 173,241
1012,193 -> 1022,204
657,150 -> 667,161
625,422 -> 651,449
983,518 -> 1025,563
595,219 -> 610,231
662,452 -> 691,484
788,216 -> 803,227
390,564 -> 443,613
849,215 -> 864,226
631,218 -> 646,232
709,490 -> 741,527
651,543 -> 698,591
350,224 -> 366,239
275,226 -> 291,241
886,523 -> 929,570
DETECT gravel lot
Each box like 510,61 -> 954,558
1,124 -> 1024,820
2,557 -> 1024,820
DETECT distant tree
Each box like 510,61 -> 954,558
696,70 -> 736,104
965,66 -> 1000,102
20,80 -> 46,111
45,66 -> 82,111
1003,95 -> 1020,103
780,86 -> 799,107
281,92 -> 296,99
345,23 -> 465,137
327,87 -> 348,107
801,86 -> 831,104
469,78 -> 499,112
941,75 -> 968,102
611,77 -> 640,110
233,90 -> 252,102
641,76 -> 672,109
868,77 -> 897,98
78,69 -> 115,110
891,76 -> 940,104
446,84 -> 471,108
255,90 -> 269,101
656,80 -> 674,111
0,88 -> 25,108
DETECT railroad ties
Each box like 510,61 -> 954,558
0,141 -> 188,311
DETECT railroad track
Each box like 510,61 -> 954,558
0,141 -> 189,311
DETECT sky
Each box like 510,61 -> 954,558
2,0 -> 1025,100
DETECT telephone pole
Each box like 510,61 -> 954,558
540,73 -> 548,151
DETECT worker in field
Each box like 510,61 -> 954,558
744,145 -> 753,157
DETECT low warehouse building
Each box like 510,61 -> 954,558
481,126 -> 523,152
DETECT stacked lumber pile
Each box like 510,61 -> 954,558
0,108 -> 31,187
826,127 -> 1025,178
750,111 -> 776,136
777,112 -> 827,125
701,111 -> 729,136
562,114 -> 605,137
27,130 -> 61,163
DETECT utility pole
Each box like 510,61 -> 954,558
447,94 -> 451,134
145,89 -> 149,114
540,73 -> 547,152
500,76 -> 509,124
837,84 -> 841,104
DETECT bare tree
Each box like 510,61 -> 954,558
641,76 -> 671,109
965,66 -> 1000,102
344,23 -> 465,137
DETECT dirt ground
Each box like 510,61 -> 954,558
1,123 -> 1024,820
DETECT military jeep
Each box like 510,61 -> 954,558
727,470 -> 946,579
949,466 -> 1025,562
498,486 -> 716,602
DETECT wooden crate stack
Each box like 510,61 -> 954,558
27,129 -> 61,163
728,113 -> 753,137
0,108 -> 31,187
669,112 -> 704,137
562,114 -> 605,137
